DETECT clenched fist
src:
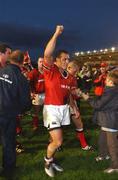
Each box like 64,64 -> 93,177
55,25 -> 64,36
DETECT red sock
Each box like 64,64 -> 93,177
16,115 -> 22,134
76,130 -> 88,148
32,116 -> 39,128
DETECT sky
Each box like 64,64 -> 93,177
0,0 -> 118,61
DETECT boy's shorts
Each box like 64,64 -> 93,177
43,104 -> 70,130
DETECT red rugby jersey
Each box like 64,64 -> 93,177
27,68 -> 45,93
35,73 -> 45,93
43,62 -> 75,105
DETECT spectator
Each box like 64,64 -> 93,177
78,69 -> 118,173
0,43 -> 11,68
0,44 -> 25,154
92,62 -> 109,161
0,50 -> 31,178
93,62 -> 108,96
79,63 -> 93,93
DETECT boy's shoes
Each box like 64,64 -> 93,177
45,163 -> 55,177
104,167 -> 118,173
82,145 -> 93,151
95,155 -> 110,162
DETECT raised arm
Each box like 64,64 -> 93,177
44,25 -> 64,65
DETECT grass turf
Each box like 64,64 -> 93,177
0,100 -> 117,180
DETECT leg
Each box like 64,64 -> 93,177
16,114 -> 22,135
98,130 -> 109,157
72,115 -> 89,149
45,128 -> 63,177
106,132 -> 118,168
47,128 -> 63,158
1,116 -> 16,171
32,105 -> 40,130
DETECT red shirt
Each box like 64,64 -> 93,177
35,73 -> 45,93
43,62 -> 75,105
27,68 -> 45,93
94,73 -> 107,96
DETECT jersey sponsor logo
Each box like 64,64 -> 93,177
38,79 -> 44,82
61,84 -> 71,90
0,74 -> 13,84
3,74 -> 9,78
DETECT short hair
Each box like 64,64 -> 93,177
108,69 -> 118,85
9,50 -> 24,64
68,60 -> 80,68
0,43 -> 11,53
54,49 -> 69,58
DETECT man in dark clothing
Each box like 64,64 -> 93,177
0,43 -> 11,68
0,50 -> 32,177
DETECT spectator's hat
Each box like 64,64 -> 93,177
100,62 -> 108,67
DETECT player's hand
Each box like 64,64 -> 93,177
55,25 -> 64,36
73,106 -> 80,118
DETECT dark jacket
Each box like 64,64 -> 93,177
0,64 -> 32,116
88,86 -> 118,129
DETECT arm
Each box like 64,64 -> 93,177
18,75 -> 32,113
44,25 -> 64,65
94,74 -> 106,84
76,88 -> 114,110
71,88 -> 89,101
88,92 -> 113,110
69,94 -> 80,118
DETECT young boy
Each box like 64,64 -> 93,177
67,60 -> 92,150
78,69 -> 118,173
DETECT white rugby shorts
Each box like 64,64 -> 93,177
43,104 -> 70,130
